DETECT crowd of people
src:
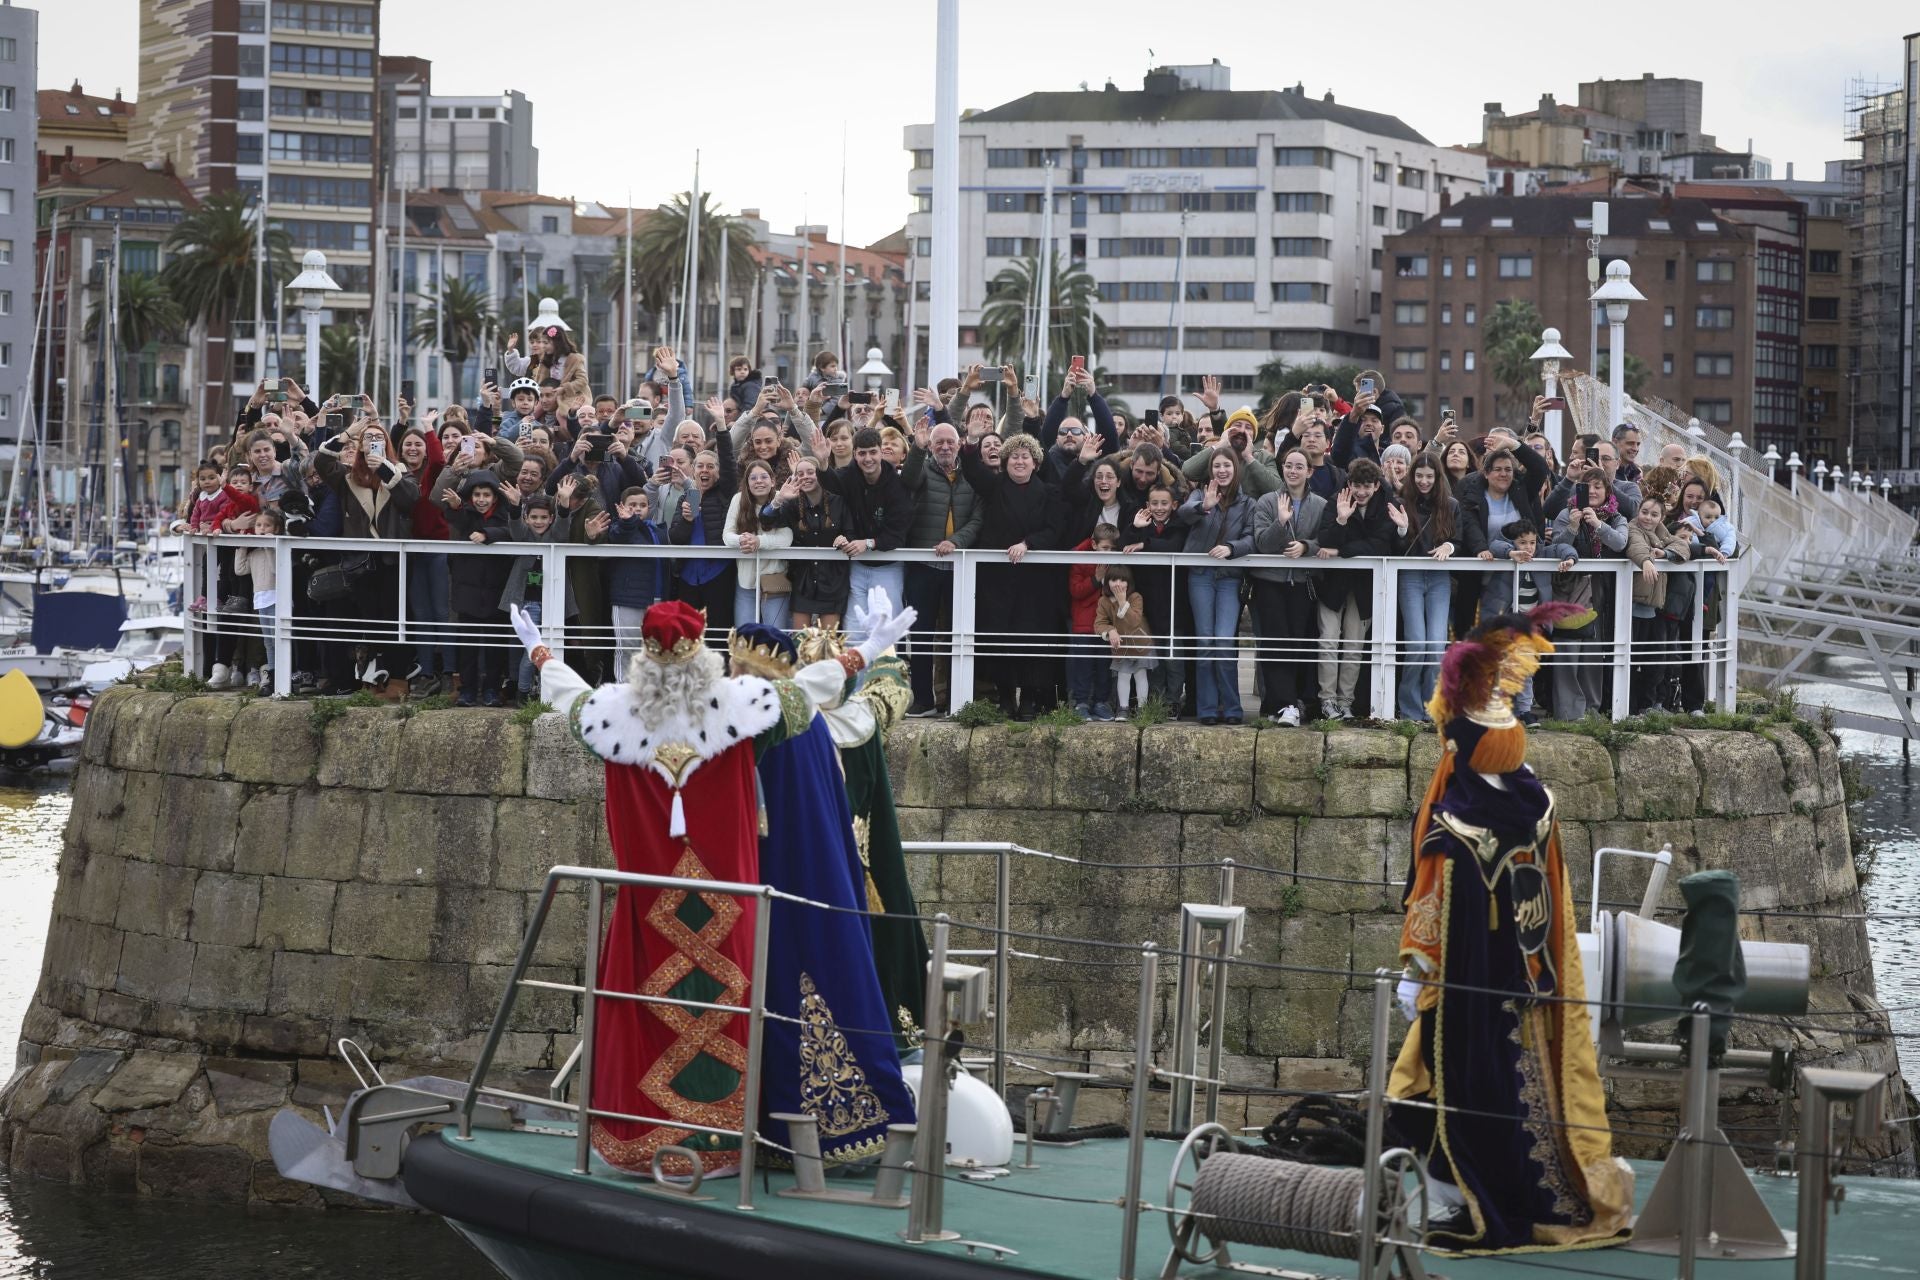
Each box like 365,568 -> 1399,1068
179,326 -> 1738,723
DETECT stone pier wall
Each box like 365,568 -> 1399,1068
0,687 -> 1905,1205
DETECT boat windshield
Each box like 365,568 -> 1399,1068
114,629 -> 180,659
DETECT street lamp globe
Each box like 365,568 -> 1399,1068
856,345 -> 892,392
284,249 -> 342,396
1588,259 -> 1645,326
531,297 -> 572,333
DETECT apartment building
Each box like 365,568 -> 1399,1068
903,63 -> 1484,408
381,56 -> 536,194
1380,195 -> 1760,437
129,0 -> 379,419
0,2 -> 32,478
37,81 -> 134,183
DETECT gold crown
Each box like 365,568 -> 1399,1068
642,634 -> 704,664
794,626 -> 848,666
727,630 -> 797,680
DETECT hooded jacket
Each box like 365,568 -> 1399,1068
435,470 -> 515,616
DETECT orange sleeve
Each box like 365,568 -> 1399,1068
1399,842 -> 1445,974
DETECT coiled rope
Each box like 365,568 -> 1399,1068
1190,1153 -> 1366,1259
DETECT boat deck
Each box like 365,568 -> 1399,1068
440,1124 -> 1920,1279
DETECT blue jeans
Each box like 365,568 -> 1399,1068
733,583 -> 793,631
846,559 -> 905,643
409,551 -> 454,676
1396,569 -> 1452,720
515,602 -> 542,694
1066,633 -> 1111,707
1186,568 -> 1243,719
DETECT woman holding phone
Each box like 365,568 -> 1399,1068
398,421 -> 454,695
1174,448 -> 1255,724
312,405 -> 420,689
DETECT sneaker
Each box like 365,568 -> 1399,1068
1091,703 -> 1115,721
1277,705 -> 1302,728
906,701 -> 940,718
208,663 -> 231,690
188,595 -> 207,615
1072,703 -> 1093,721
1223,715 -> 1243,726
1200,715 -> 1219,726
1336,701 -> 1355,721
455,694 -> 476,708
403,663 -> 425,682
1320,698 -> 1341,721
291,670 -> 314,694
481,688 -> 501,707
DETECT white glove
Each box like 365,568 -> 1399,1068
851,585 -> 916,667
1396,974 -> 1423,1023
509,603 -> 543,655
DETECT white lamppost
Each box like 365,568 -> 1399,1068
1812,459 -> 1829,492
1687,418 -> 1707,443
1786,451 -> 1802,495
530,296 -> 572,335
1881,476 -> 1893,501
1529,327 -> 1573,452
1588,260 -> 1644,431
856,345 -> 891,394
285,249 -> 342,399
1762,444 -> 1780,484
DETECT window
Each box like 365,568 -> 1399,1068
1464,304 -> 1476,325
1461,397 -> 1474,420
268,131 -> 372,164
1809,250 -> 1841,274
915,237 -> 931,256
1186,238 -> 1213,256
1401,395 -> 1426,417
1221,282 -> 1255,301
540,215 -> 559,233
1808,344 -> 1839,369
1097,194 -> 1123,214
1396,210 -> 1423,231
0,394 -> 10,420
1131,193 -> 1168,212
1665,259 -> 1677,281
1464,255 -> 1476,278
1393,302 -> 1427,324
1439,303 -> 1452,325
1392,349 -> 1427,372
1398,167 -> 1426,189
1271,282 -> 1326,303
1372,205 -> 1387,227
272,86 -> 374,121
1394,253 -> 1428,278
453,106 -> 473,119
429,107 -> 449,119
0,240 -> 11,266
1441,256 -> 1453,279
1370,291 -> 1381,315
0,190 -> 12,216
121,242 -> 159,275
1181,282 -> 1209,301
1808,297 -> 1840,320
915,194 -> 931,213
1219,237 -> 1255,256
1178,192 -> 1213,212
985,237 -> 1033,256
478,107 -> 496,119
1439,351 -> 1452,372
1274,147 -> 1332,168
1693,400 -> 1733,425
397,105 -> 417,120
0,88 -> 13,112
1221,191 -> 1258,211
0,139 -> 12,165
275,2 -> 375,33
0,36 -> 16,60
1695,260 -> 1734,282
1490,216 -> 1513,229
0,292 -> 11,316
985,192 -> 1023,212
1694,306 -> 1734,330
985,149 -> 1024,168
274,217 -> 369,251
1662,354 -> 1674,375
1272,192 -> 1331,213
1664,306 -> 1676,328
1497,254 -> 1532,279
1131,148 -> 1167,167
271,44 -> 375,77
1272,237 -> 1327,257
237,132 -> 263,165
1463,350 -> 1475,372
1373,161 -> 1390,183
0,343 -> 12,368
912,149 -> 933,168
238,45 -> 265,78
1372,248 -> 1382,269
1693,354 -> 1737,377
1096,149 -> 1127,167
1223,147 -> 1258,166
268,175 -> 371,207
1177,147 -> 1214,165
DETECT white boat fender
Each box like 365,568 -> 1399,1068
900,1063 -> 1015,1168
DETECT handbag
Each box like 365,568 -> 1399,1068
1553,567 -> 1595,612
758,571 -> 793,596
307,550 -> 375,603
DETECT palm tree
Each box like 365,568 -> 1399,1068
605,193 -> 756,324
1484,298 -> 1547,425
412,276 -> 496,403
1254,357 -> 1365,414
162,190 -> 293,427
318,322 -> 361,399
1596,352 -> 1651,401
976,255 -> 1105,380
86,270 -> 186,352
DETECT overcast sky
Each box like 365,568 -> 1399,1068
38,1 -> 1919,245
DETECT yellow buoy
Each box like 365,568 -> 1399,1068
0,666 -> 46,749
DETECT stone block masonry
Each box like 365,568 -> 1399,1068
0,687 -> 1904,1204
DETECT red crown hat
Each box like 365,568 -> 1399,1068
641,600 -> 707,664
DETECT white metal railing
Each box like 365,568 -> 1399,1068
181,532 -> 1737,721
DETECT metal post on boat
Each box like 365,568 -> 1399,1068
737,886 -> 775,1211
1169,913 -> 1203,1131
1117,941 -> 1160,1280
1357,970 -> 1395,1280
874,1123 -> 918,1204
1678,1004 -> 1713,1280
571,879 -> 605,1175
1205,861 -> 1237,1127
903,914 -> 958,1244
460,875 -> 563,1141
1795,1066 -> 1889,1280
992,845 -> 1010,1101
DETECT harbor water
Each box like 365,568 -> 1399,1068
0,714 -> 1915,1275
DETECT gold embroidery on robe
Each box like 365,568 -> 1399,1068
797,972 -> 889,1139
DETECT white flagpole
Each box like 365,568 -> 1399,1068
837,123 -> 849,363
930,0 -> 960,381
623,191 -> 634,395
684,152 -> 702,383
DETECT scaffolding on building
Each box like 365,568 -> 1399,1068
1845,75 -> 1907,475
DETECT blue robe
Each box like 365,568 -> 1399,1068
755,712 -> 915,1165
